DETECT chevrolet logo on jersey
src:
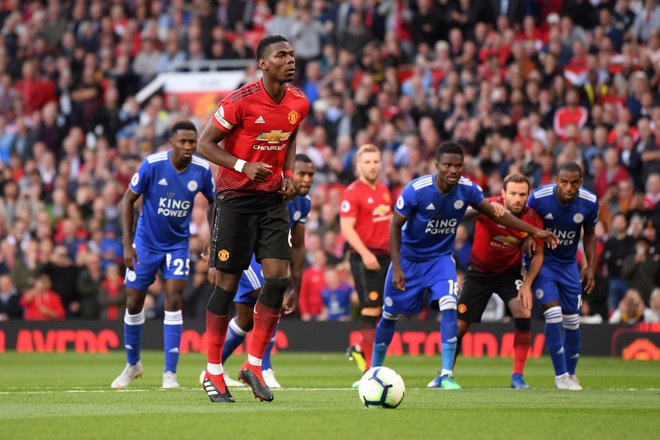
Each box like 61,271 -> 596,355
256,130 -> 291,143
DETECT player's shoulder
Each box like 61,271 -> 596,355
145,151 -> 169,165
409,174 -> 434,191
344,179 -> 363,193
190,155 -> 211,171
577,187 -> 598,204
285,83 -> 307,100
522,205 -> 543,223
531,184 -> 556,199
225,80 -> 262,104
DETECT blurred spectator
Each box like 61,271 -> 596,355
20,273 -> 65,320
594,148 -> 632,199
39,244 -> 80,317
98,263 -> 126,320
299,249 -> 327,321
603,213 -> 635,312
621,237 -> 659,305
0,273 -> 22,320
608,288 -> 647,324
75,252 -> 102,319
320,266 -> 355,321
631,0 -> 660,43
644,288 -> 660,322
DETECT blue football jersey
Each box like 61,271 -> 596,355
130,151 -> 215,251
527,184 -> 599,265
287,194 -> 311,229
395,175 -> 484,260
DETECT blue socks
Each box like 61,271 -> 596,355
543,306 -> 567,376
563,314 -> 581,375
371,314 -> 398,368
163,310 -> 183,373
221,317 -> 248,364
440,308 -> 458,374
124,310 -> 145,366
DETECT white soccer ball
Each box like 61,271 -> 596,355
358,366 -> 405,409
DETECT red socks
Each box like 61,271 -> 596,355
513,328 -> 531,375
206,310 -> 229,365
360,328 -> 375,371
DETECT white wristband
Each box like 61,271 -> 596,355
233,159 -> 246,173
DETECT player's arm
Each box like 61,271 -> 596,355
474,200 -> 558,248
340,216 -> 381,271
390,212 -> 407,290
283,222 -> 305,314
581,226 -> 597,294
519,241 -> 543,310
280,127 -> 299,201
120,188 -> 141,271
197,119 -> 273,182
462,201 -> 505,222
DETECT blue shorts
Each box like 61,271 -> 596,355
124,243 -> 190,290
532,262 -> 583,314
234,255 -> 264,304
383,255 -> 458,315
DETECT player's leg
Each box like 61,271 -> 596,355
372,257 -> 422,369
237,203 -> 291,401
534,269 -> 578,390
428,258 -> 461,390
203,203 -> 255,402
161,277 -> 187,388
559,269 -> 584,389
111,246 -> 159,388
503,274 -> 531,389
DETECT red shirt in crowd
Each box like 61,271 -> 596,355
594,166 -> 632,199
469,196 -> 543,276
299,266 -> 325,319
20,290 -> 66,320
339,179 -> 392,255
211,79 -> 309,198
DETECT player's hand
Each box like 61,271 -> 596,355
207,267 -> 216,285
517,284 -> 532,310
282,289 -> 298,314
580,265 -> 595,295
490,201 -> 507,217
243,161 -> 273,182
534,229 -> 558,249
361,250 -> 381,271
522,235 -> 536,257
280,176 -> 296,201
123,245 -> 138,271
392,266 -> 405,291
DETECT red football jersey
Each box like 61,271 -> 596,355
469,196 -> 543,275
339,179 -> 392,254
212,80 -> 309,198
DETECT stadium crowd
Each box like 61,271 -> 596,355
0,0 -> 659,324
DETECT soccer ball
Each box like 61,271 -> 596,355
358,366 -> 405,409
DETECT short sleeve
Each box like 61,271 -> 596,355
339,188 -> 360,218
129,159 -> 150,195
202,168 -> 215,202
469,184 -> 485,207
585,200 -> 599,229
299,196 -> 312,225
212,99 -> 239,133
395,183 -> 416,219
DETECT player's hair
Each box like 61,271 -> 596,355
295,153 -> 313,163
556,161 -> 583,178
435,140 -> 464,161
256,35 -> 289,61
503,173 -> 531,191
356,144 -> 380,159
170,120 -> 197,136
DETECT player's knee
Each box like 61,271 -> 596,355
361,314 -> 380,328
235,307 -> 254,331
457,319 -> 470,337
207,286 -> 236,316
382,311 -> 400,321
259,277 -> 288,309
562,314 -> 580,330
438,296 -> 457,311
543,306 -> 562,324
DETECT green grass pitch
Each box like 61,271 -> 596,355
1,351 -> 658,439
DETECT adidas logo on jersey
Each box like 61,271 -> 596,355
426,203 -> 436,210
545,213 -> 554,220
255,116 -> 265,124
158,178 -> 168,186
